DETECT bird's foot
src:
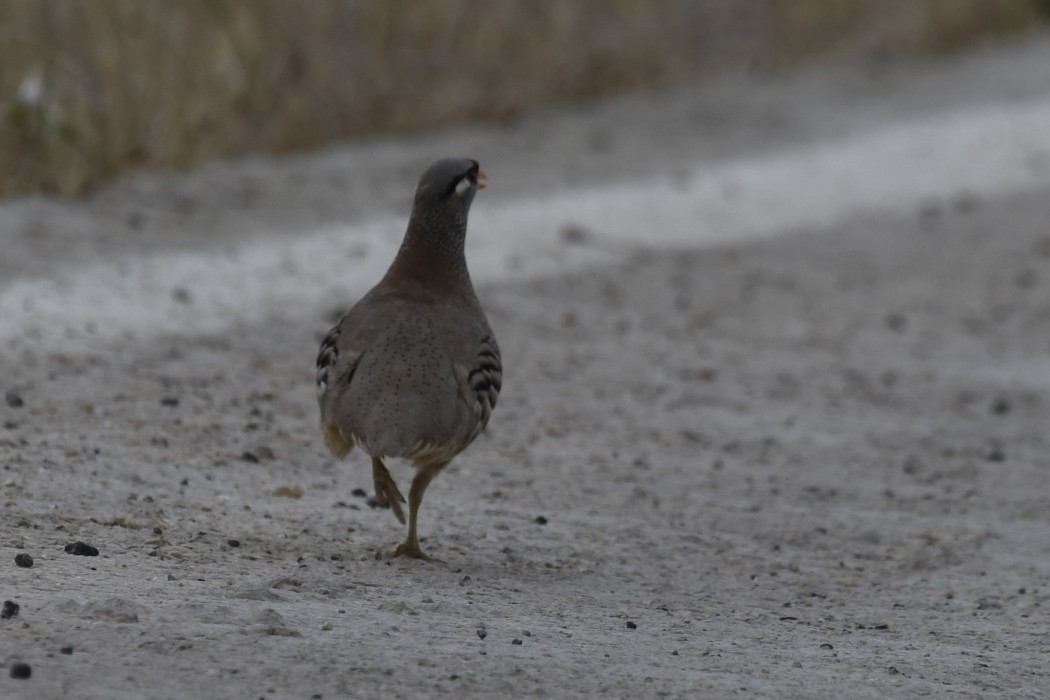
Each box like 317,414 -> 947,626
388,539 -> 443,563
373,475 -> 406,525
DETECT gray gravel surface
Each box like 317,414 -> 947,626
2,34 -> 1050,700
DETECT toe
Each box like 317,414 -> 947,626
390,542 -> 442,563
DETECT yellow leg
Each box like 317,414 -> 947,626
371,456 -> 405,524
391,462 -> 447,561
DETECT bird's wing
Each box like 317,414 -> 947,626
316,297 -> 382,403
315,320 -> 350,401
464,333 -> 501,441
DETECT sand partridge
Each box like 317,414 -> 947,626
316,158 -> 501,560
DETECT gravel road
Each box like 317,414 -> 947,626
2,33 -> 1050,700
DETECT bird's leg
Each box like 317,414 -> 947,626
371,456 -> 406,524
391,461 -> 448,561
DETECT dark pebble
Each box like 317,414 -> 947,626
561,225 -> 590,244
511,639 -> 522,645
1,601 -> 19,619
241,451 -> 259,463
476,629 -> 487,640
227,539 -> 241,548
14,553 -> 33,568
625,621 -> 637,629
820,643 -> 834,650
1014,268 -> 1037,289
64,542 -> 99,556
160,396 -> 179,407
351,488 -> 368,498
534,516 -> 548,525
884,313 -> 907,333
153,527 -> 163,535
60,646 -> 74,655
990,397 -> 1011,416
987,448 -> 1006,463
5,391 -> 23,408
10,663 -> 31,679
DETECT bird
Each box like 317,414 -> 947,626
315,158 -> 501,560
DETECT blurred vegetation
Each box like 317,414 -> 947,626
1,0 -> 1047,196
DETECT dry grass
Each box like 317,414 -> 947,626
1,0 -> 1046,196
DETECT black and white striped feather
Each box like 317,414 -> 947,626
467,334 -> 501,440
315,323 -> 342,398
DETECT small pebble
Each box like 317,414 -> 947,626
60,646 -> 74,655
625,621 -> 637,629
534,516 -> 548,525
240,452 -> 259,463
1,601 -> 20,619
14,553 -> 33,568
476,629 -> 487,640
672,650 -> 679,656
561,224 -> 590,245
884,313 -> 907,332
5,391 -> 24,408
9,663 -> 31,679
159,396 -> 179,407
351,488 -> 368,498
820,643 -> 834,650
511,639 -> 522,645
227,539 -> 241,548
64,541 -> 99,557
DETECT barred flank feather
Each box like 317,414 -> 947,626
315,323 -> 342,397
467,334 -> 502,439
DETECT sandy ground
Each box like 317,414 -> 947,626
3,35 -> 1050,700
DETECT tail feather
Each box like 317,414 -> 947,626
323,422 -> 354,458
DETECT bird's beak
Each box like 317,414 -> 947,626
476,169 -> 488,190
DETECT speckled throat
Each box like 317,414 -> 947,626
384,202 -> 474,291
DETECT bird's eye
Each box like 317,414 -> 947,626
454,176 -> 472,197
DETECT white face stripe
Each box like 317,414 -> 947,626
454,176 -> 472,196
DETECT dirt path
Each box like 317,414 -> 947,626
2,35 -> 1050,700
